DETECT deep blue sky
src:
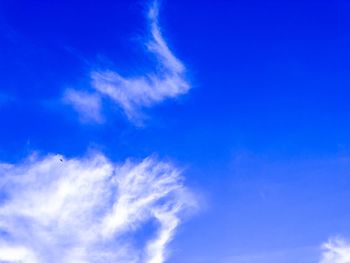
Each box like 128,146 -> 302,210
1,0 -> 350,262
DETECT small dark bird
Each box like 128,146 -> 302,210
60,159 -> 63,162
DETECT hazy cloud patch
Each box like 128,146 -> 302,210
320,237 -> 350,263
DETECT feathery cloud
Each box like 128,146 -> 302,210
66,2 -> 190,124
320,237 -> 350,263
63,89 -> 103,123
0,153 -> 195,263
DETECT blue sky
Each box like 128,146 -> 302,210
1,0 -> 350,262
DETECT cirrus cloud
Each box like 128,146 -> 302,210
0,153 -> 195,263
65,2 -> 190,125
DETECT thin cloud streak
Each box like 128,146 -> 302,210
66,1 -> 190,124
0,154 -> 195,263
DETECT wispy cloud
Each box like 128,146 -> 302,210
320,237 -> 350,263
63,89 -> 103,123
66,1 -> 190,124
0,154 -> 195,263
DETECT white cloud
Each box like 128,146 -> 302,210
320,237 -> 350,263
63,89 -> 103,123
0,153 -> 195,263
66,1 -> 190,124
0,246 -> 38,263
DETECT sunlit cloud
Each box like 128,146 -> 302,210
0,153 -> 195,263
320,237 -> 350,263
67,1 -> 190,124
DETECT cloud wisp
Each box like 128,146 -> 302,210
64,89 -> 103,123
319,237 -> 350,263
0,154 -> 195,263
66,2 -> 190,124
